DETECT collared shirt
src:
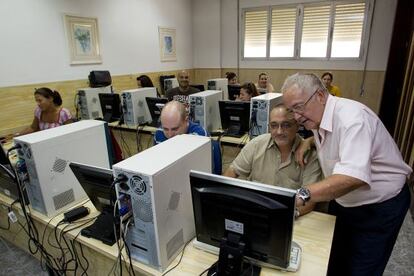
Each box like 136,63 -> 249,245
230,133 -> 322,190
314,95 -> 412,207
153,121 -> 208,144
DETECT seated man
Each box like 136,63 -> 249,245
165,70 -> 200,104
154,101 -> 207,144
223,104 -> 323,217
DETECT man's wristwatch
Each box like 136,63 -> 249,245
297,187 -> 311,206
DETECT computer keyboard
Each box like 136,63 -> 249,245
286,240 -> 302,272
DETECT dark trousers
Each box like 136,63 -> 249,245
327,184 -> 410,276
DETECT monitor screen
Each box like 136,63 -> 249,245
190,84 -> 205,91
98,93 -> 122,123
228,85 -> 241,100
145,97 -> 168,127
190,170 -> 296,272
219,101 -> 251,137
69,162 -> 114,212
0,144 -> 10,166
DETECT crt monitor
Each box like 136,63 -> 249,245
190,84 -> 205,91
219,100 -> 251,137
69,162 -> 119,245
99,93 -> 122,123
228,85 -> 241,100
145,97 -> 168,127
190,170 -> 297,275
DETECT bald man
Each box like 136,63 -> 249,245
165,70 -> 200,104
154,101 -> 207,144
223,104 -> 322,217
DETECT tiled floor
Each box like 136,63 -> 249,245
0,213 -> 413,276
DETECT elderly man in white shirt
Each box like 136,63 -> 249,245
282,73 -> 411,276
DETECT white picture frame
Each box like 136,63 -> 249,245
158,27 -> 177,62
64,15 -> 102,65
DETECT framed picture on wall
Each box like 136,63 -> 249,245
158,27 -> 177,62
64,15 -> 102,65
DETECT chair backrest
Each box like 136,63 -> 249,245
211,140 -> 222,175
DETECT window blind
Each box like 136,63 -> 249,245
300,5 -> 331,57
331,2 -> 366,57
243,10 -> 268,58
270,7 -> 297,57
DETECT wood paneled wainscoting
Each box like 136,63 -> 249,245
0,69 -> 194,137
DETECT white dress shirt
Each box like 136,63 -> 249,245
313,95 -> 412,207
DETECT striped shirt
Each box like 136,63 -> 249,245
35,106 -> 72,130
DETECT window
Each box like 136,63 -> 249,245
242,1 -> 369,59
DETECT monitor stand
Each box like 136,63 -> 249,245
207,232 -> 261,276
80,206 -> 120,246
103,112 -> 113,123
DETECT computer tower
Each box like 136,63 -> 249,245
250,93 -> 283,138
121,88 -> 157,126
77,86 -> 112,119
114,135 -> 212,272
13,120 -> 112,217
163,78 -> 179,93
189,90 -> 222,132
207,78 -> 228,100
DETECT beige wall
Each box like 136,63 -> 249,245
194,68 -> 385,113
0,69 -> 194,136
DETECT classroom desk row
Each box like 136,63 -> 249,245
108,121 -> 250,172
0,193 -> 336,276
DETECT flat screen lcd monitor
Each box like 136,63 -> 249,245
145,97 -> 168,127
227,85 -> 241,101
99,93 -> 122,123
69,162 -> 114,212
218,100 -> 250,137
190,170 -> 296,274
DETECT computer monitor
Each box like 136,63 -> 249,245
190,84 -> 205,91
98,93 -> 122,123
257,88 -> 267,95
69,162 -> 119,245
145,97 -> 168,127
189,170 -> 297,275
0,144 -> 11,167
219,101 -> 251,137
228,85 -> 241,100
0,144 -> 24,201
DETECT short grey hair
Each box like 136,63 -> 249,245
281,73 -> 328,96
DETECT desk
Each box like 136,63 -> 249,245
0,193 -> 335,276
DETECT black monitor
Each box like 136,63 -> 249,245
99,93 -> 122,123
0,144 -> 10,166
257,88 -> 267,95
228,85 -> 241,100
69,162 -> 119,245
0,144 -> 25,201
145,97 -> 168,127
219,101 -> 251,137
190,170 -> 297,275
190,84 -> 205,91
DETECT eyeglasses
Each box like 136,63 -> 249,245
268,121 -> 295,131
289,89 -> 319,113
